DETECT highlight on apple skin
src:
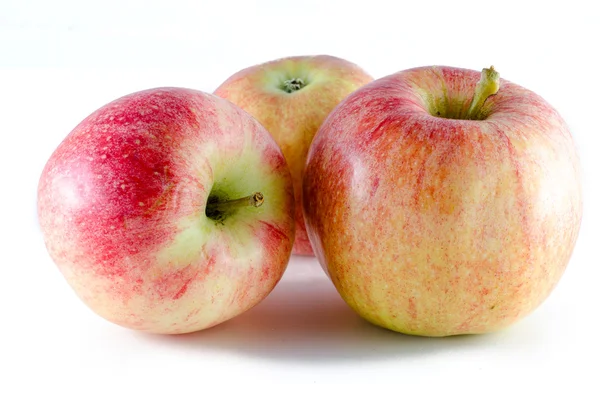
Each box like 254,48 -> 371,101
303,65 -> 583,337
214,55 -> 373,256
37,87 -> 296,334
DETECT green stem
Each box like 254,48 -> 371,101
466,66 -> 500,120
206,192 -> 264,214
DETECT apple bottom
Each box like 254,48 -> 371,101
63,225 -> 285,334
330,248 -> 570,337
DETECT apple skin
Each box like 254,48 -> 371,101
214,55 -> 373,255
303,66 -> 583,337
37,87 -> 295,334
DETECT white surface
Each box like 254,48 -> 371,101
1,0 -> 599,395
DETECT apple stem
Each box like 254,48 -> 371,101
206,192 -> 264,214
282,78 -> 306,93
465,66 -> 500,120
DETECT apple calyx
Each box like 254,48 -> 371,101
281,78 -> 307,93
465,66 -> 500,120
205,192 -> 264,222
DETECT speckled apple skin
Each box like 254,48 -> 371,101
38,88 -> 295,334
303,66 -> 583,336
214,55 -> 373,256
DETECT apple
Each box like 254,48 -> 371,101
37,87 -> 295,334
303,66 -> 582,336
214,55 -> 373,255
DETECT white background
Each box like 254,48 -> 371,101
1,0 -> 599,395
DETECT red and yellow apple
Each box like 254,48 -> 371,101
38,87 -> 295,334
214,55 -> 373,255
303,66 -> 582,336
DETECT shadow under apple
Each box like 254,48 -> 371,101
141,257 -> 516,363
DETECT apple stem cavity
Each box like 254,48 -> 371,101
205,192 -> 264,222
465,66 -> 500,120
281,78 -> 307,93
